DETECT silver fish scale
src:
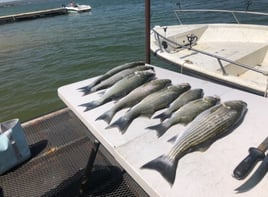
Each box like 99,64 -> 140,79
101,71 -> 154,102
167,105 -> 238,160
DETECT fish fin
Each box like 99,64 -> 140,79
141,155 -> 178,185
167,135 -> 178,143
106,117 -> 132,134
126,107 -> 132,112
140,106 -> 156,118
97,90 -> 106,96
113,97 -> 121,103
197,146 -> 210,152
80,101 -> 100,111
153,112 -> 170,122
146,124 -> 168,137
96,111 -> 114,124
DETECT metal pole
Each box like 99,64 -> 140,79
77,139 -> 100,196
145,0 -> 151,64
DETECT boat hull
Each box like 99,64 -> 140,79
65,5 -> 91,13
151,23 -> 268,97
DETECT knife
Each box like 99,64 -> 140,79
235,152 -> 268,193
233,137 -> 268,180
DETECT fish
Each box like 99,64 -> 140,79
153,88 -> 204,122
96,79 -> 172,124
80,70 -> 155,111
78,61 -> 145,93
141,100 -> 248,185
106,83 -> 191,134
81,65 -> 154,95
147,96 -> 220,137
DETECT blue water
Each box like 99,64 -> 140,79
0,0 -> 267,122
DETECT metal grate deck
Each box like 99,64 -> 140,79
0,109 -> 148,197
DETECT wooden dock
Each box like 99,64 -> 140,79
0,7 -> 67,24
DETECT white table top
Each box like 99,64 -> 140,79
58,65 -> 268,197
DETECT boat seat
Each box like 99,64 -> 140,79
179,42 -> 268,76
219,44 -> 268,76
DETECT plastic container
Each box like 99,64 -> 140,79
0,119 -> 31,175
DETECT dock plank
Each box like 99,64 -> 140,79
0,8 -> 67,24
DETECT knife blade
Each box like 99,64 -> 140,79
233,137 -> 268,180
235,152 -> 268,193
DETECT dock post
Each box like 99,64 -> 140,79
145,0 -> 151,64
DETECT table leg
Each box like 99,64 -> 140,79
77,139 -> 100,196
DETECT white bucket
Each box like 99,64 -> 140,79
0,119 -> 31,175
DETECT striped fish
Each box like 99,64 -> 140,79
78,61 -> 145,94
141,100 -> 247,185
153,88 -> 204,122
96,79 -> 172,124
80,70 -> 155,111
82,65 -> 154,95
147,95 -> 220,137
106,83 -> 191,134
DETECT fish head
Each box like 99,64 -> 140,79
220,100 -> 248,133
141,65 -> 155,72
171,83 -> 191,92
224,100 -> 247,110
223,100 -> 248,118
204,95 -> 221,105
135,70 -> 156,80
152,79 -> 172,87
194,88 -> 204,97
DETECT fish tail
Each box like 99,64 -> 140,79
153,112 -> 171,122
80,101 -> 100,111
107,117 -> 132,134
141,155 -> 178,185
78,86 -> 93,96
146,124 -> 168,137
96,110 -> 114,124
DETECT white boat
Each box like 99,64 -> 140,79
65,2 -> 91,13
151,9 -> 268,96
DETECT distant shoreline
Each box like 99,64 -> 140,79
0,0 -> 22,5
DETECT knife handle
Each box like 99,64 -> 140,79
233,147 -> 265,180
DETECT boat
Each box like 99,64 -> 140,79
151,9 -> 268,96
65,1 -> 91,13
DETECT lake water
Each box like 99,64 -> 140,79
0,0 -> 267,122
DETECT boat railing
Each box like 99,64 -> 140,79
174,9 -> 268,25
152,27 -> 268,96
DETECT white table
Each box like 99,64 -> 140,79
58,65 -> 268,197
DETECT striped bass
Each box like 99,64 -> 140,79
78,61 -> 145,93
107,83 -> 191,134
96,79 -> 172,124
80,70 -> 155,111
154,88 -> 204,121
147,96 -> 220,137
81,65 -> 154,95
141,100 -> 247,185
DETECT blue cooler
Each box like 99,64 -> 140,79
0,119 -> 31,175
